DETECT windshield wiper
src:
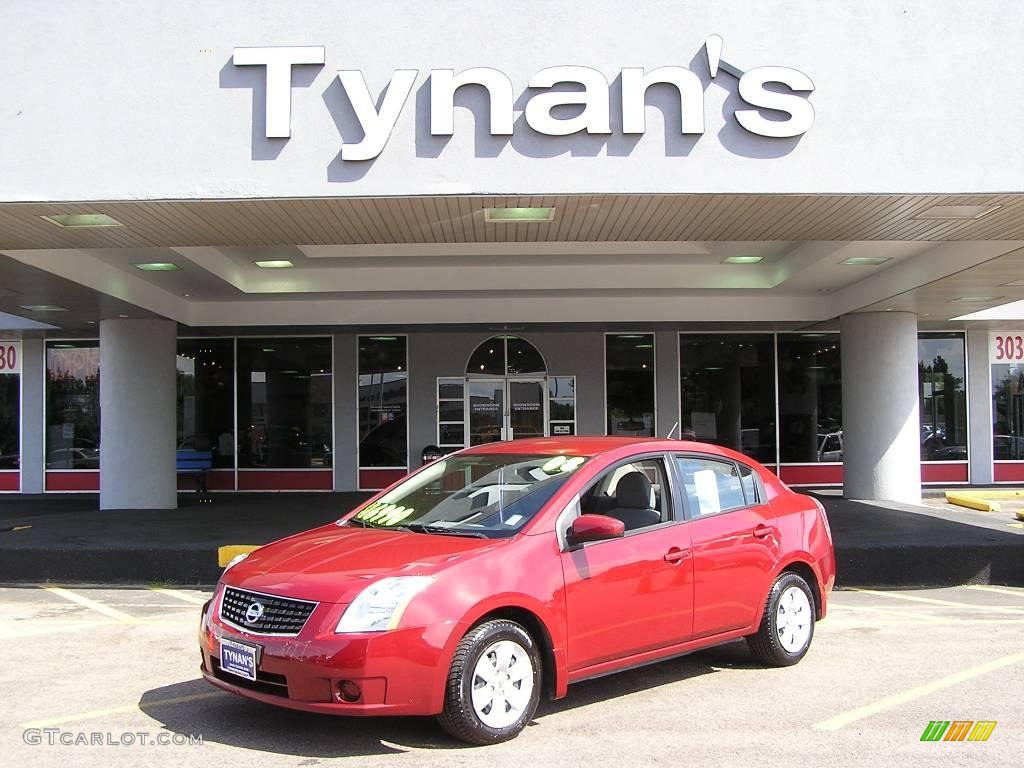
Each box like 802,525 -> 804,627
396,523 -> 489,539
344,517 -> 375,528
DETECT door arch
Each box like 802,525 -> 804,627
465,336 -> 547,445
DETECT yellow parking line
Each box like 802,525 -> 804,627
851,588 -> 1024,615
149,587 -> 209,606
967,584 -> 1024,600
813,650 -> 1024,731
828,604 -> 947,624
44,587 -> 140,623
20,692 -> 225,729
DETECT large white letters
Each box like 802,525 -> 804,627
430,68 -> 515,136
735,66 -> 815,139
620,67 -> 705,135
337,69 -> 418,161
524,67 -> 612,136
232,46 -> 325,138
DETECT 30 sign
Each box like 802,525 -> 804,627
0,342 -> 20,375
990,332 -> 1024,363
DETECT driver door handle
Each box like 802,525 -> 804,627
664,547 -> 691,564
752,524 -> 773,539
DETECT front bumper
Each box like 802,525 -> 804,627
198,596 -> 458,716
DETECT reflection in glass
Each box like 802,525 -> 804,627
0,373 -> 19,469
468,380 -> 504,445
606,335 -> 655,437
778,335 -> 842,463
236,339 -> 332,469
467,338 -> 505,376
506,337 -> 546,375
466,336 -> 546,376
177,339 -> 234,468
992,362 -> 1024,460
918,333 -> 968,461
679,335 -> 776,463
359,337 -> 408,468
46,342 -> 101,469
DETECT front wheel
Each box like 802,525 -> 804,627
747,572 -> 816,666
438,619 -> 541,745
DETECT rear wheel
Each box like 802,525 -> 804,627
747,572 -> 815,666
438,619 -> 541,745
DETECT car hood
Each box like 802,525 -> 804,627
223,524 -> 504,603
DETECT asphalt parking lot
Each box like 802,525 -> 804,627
1,585 -> 1021,767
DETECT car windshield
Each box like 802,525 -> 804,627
341,453 -> 589,538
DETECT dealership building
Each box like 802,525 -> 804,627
2,0 -> 1024,509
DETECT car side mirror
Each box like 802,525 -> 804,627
566,514 -> 625,548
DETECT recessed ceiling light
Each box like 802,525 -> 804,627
617,334 -> 645,339
40,213 -> 123,228
53,343 -> 75,349
722,256 -> 764,264
20,304 -> 67,312
801,333 -> 827,338
119,314 -> 129,318
134,262 -> 180,271
636,343 -> 654,349
912,204 -> 1001,220
841,256 -> 891,266
254,259 -> 295,269
484,207 -> 554,223
951,295 -> 1001,303
368,336 -> 399,341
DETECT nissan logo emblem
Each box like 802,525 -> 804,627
244,601 -> 265,624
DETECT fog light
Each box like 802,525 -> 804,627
338,680 -> 362,702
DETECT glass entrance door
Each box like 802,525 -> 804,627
507,378 -> 545,440
466,378 -> 547,446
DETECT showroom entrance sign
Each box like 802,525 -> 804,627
233,35 -> 815,161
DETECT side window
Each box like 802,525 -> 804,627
738,462 -> 760,505
674,456 -> 750,517
579,457 -> 671,532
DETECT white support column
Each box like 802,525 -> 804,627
840,311 -> 921,503
99,318 -> 177,509
332,333 -> 358,492
966,328 -> 994,484
19,336 -> 45,494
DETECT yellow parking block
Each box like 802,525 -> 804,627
945,492 -> 1001,512
217,544 -> 260,567
1016,510 -> 1024,522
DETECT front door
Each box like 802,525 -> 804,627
467,378 -> 547,445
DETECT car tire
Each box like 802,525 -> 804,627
438,619 -> 542,745
747,571 -> 816,667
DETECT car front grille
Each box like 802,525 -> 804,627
220,587 -> 318,635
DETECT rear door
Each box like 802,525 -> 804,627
559,455 -> 694,671
672,455 -> 780,638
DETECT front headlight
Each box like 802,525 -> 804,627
335,576 -> 433,633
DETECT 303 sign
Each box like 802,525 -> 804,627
990,332 -> 1024,363
0,342 -> 20,375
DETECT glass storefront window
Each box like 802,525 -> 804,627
778,334 -> 842,463
437,377 -> 465,449
177,340 -> 234,469
680,334 -> 776,464
606,334 -> 655,437
236,338 -> 332,469
992,363 -> 1024,460
359,336 -> 408,468
46,341 -> 100,469
549,376 -> 576,436
0,370 -> 19,470
918,333 -> 968,461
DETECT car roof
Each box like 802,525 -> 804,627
459,436 -> 739,459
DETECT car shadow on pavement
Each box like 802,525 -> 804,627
143,642 -> 758,754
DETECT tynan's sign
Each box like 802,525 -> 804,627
233,35 -> 815,161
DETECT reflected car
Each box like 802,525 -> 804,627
199,437 -> 835,744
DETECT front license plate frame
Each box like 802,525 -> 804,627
219,637 -> 259,681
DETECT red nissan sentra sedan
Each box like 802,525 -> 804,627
199,437 -> 835,744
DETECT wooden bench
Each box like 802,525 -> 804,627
176,450 -> 213,494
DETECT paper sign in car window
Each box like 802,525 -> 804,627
692,469 -> 721,515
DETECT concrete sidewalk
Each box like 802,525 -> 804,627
0,491 -> 1022,586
